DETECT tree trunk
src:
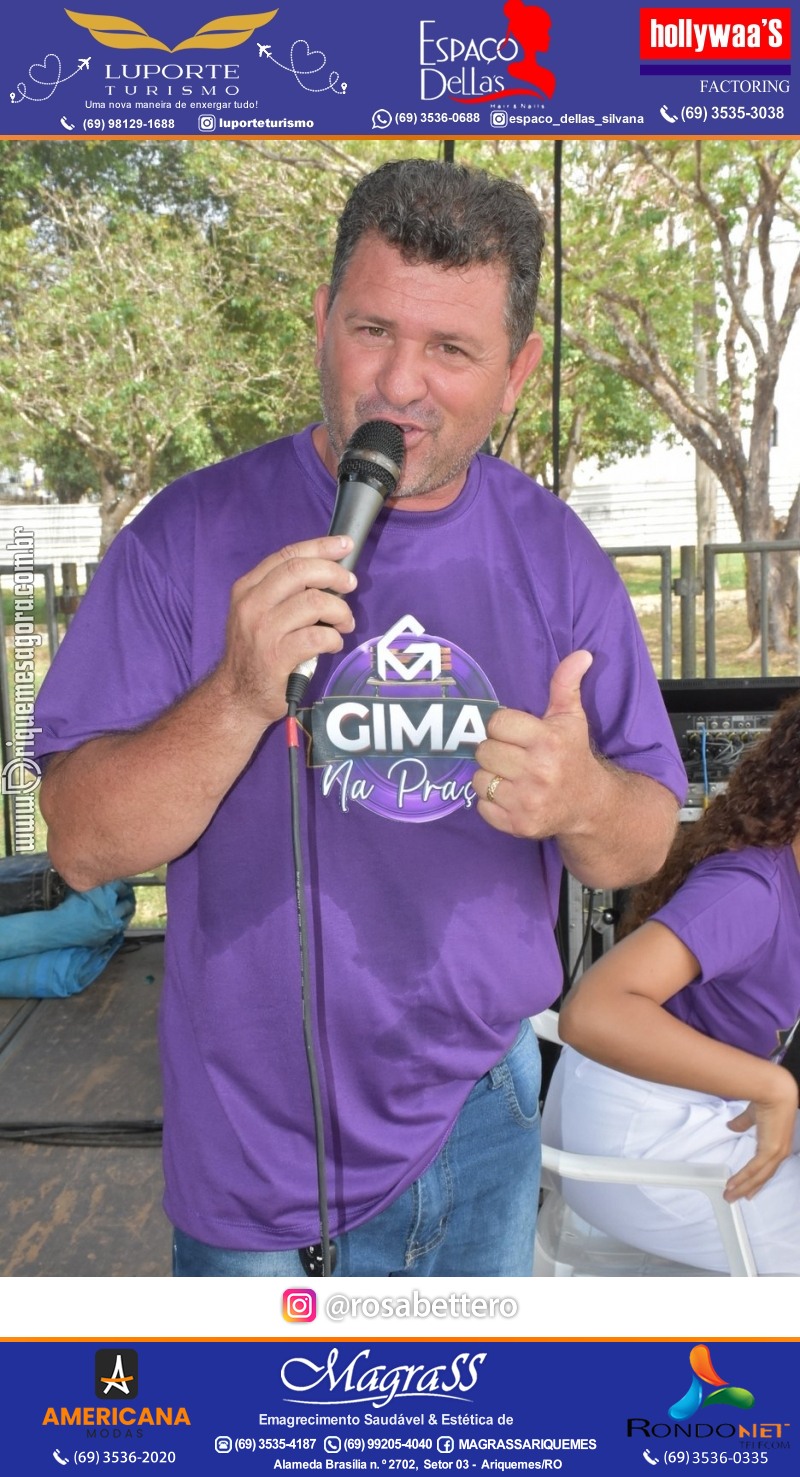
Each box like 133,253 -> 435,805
738,370 -> 786,654
693,243 -> 718,592
97,473 -> 143,556
559,406 -> 585,502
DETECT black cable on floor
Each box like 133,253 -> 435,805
0,1120 -> 162,1147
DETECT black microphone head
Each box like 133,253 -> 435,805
338,420 -> 405,499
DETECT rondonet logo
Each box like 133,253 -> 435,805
640,8 -> 792,61
627,1342 -> 790,1445
281,1348 -> 487,1410
667,1345 -> 755,1421
306,615 -> 499,823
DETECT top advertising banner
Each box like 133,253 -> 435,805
2,1 -> 798,140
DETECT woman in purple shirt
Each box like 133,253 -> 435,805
544,694 -> 800,1274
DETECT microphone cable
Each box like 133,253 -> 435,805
285,702 -> 335,1277
283,420 -> 405,1278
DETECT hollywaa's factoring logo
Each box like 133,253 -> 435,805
65,8 -> 278,52
639,8 -> 792,63
306,614 -> 499,823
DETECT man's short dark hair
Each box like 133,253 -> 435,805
329,159 -> 544,360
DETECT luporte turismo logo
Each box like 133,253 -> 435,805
65,8 -> 279,52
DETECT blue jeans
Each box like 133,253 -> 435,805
172,1019 -> 541,1277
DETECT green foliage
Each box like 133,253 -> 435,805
0,137 -> 797,563
0,145 -> 255,544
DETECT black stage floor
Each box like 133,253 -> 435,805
0,935 -> 170,1277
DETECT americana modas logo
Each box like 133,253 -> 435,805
95,1348 -> 139,1399
66,8 -> 278,52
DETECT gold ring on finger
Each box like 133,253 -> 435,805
486,774 -> 502,804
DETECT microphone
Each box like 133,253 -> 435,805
285,420 -> 405,709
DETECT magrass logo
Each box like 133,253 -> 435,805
65,8 -> 278,52
95,1348 -> 139,1399
280,1348 -> 486,1410
668,1344 -> 755,1421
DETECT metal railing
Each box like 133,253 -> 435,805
703,540 -> 800,679
605,541 -> 800,682
604,546 -> 674,679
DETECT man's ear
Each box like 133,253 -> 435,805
501,332 -> 544,416
313,284 -> 330,368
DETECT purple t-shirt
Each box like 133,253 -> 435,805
655,846 -> 800,1060
35,427 -> 687,1249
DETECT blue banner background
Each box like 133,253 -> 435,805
0,1338 -> 796,1473
2,2 -> 798,138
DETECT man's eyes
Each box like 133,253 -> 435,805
355,327 -> 468,357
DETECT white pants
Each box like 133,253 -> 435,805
541,1046 -> 800,1275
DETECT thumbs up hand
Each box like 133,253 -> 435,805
543,649 -> 594,721
474,650 -> 597,841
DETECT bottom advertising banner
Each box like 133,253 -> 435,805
0,1338 -> 794,1474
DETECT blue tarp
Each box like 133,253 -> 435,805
0,881 -> 136,998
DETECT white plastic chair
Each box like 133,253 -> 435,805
531,1009 -> 758,1278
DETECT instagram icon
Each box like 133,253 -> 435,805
283,1288 -> 317,1322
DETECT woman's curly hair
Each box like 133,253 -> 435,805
619,691 -> 800,936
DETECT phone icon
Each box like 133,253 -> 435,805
643,1450 -> 660,1466
53,1452 -> 69,1467
659,105 -> 678,123
59,117 -> 76,131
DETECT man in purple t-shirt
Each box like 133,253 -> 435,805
35,160 -> 686,1277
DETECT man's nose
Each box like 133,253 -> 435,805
374,342 -> 428,407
